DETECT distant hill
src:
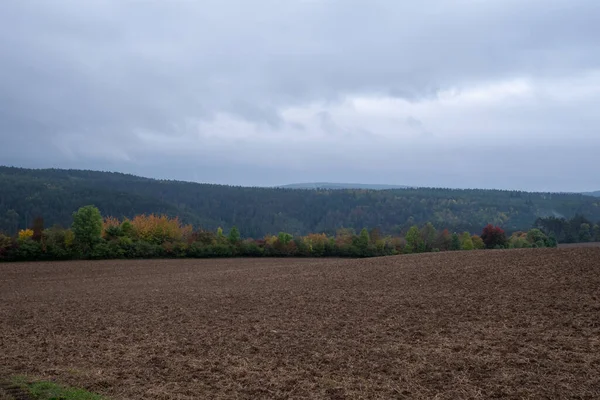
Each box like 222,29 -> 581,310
583,191 -> 600,197
280,182 -> 409,190
1,166 -> 600,237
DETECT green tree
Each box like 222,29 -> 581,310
121,220 -> 135,238
72,205 -> 103,252
460,232 -> 474,250
450,232 -> 461,251
405,225 -> 424,253
357,228 -> 371,256
593,224 -> 600,242
278,232 -> 293,245
420,223 -> 437,251
579,223 -> 592,242
228,226 -> 241,244
543,233 -> 557,248
526,228 -> 548,247
358,228 -> 370,248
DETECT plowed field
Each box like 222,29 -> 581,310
1,248 -> 599,399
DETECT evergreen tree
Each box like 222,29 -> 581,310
228,226 -> 241,244
450,233 -> 461,251
579,223 -> 592,242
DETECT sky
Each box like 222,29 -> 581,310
1,0 -> 599,192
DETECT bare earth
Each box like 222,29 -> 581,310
559,242 -> 600,248
1,249 -> 599,399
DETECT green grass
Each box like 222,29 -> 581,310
10,376 -> 104,400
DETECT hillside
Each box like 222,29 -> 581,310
1,166 -> 600,237
280,182 -> 409,190
583,191 -> 600,197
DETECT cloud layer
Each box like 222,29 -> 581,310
1,0 -> 599,191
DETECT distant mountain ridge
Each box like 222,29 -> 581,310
280,182 -> 410,190
1,166 -> 600,237
583,191 -> 600,197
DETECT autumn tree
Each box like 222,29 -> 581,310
436,229 -> 452,251
103,216 -> 123,239
480,224 -> 507,249
215,227 -> 227,244
18,229 -> 34,241
508,232 -> 529,248
31,217 -> 44,242
130,214 -> 192,244
471,235 -> 485,250
369,228 -> 381,244
303,233 -> 329,256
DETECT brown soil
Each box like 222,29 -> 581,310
559,242 -> 600,248
1,249 -> 599,399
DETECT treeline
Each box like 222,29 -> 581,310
0,206 -> 557,262
535,215 -> 600,243
2,166 -> 600,238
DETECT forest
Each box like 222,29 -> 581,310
535,215 -> 600,244
1,166 -> 600,239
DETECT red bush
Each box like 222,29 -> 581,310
481,224 -> 507,249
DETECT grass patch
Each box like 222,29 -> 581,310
10,376 -> 104,400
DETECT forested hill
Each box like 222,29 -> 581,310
1,166 -> 600,237
280,183 -> 409,190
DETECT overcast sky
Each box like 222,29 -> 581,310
1,0 -> 599,191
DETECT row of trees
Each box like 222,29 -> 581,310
0,206 -> 557,262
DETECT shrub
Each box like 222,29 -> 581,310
212,243 -> 234,257
43,227 -> 73,260
89,241 -> 113,260
126,241 -> 162,259
0,233 -> 15,260
240,240 -> 264,257
14,239 -> 43,261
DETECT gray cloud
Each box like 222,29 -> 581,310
1,0 -> 599,191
